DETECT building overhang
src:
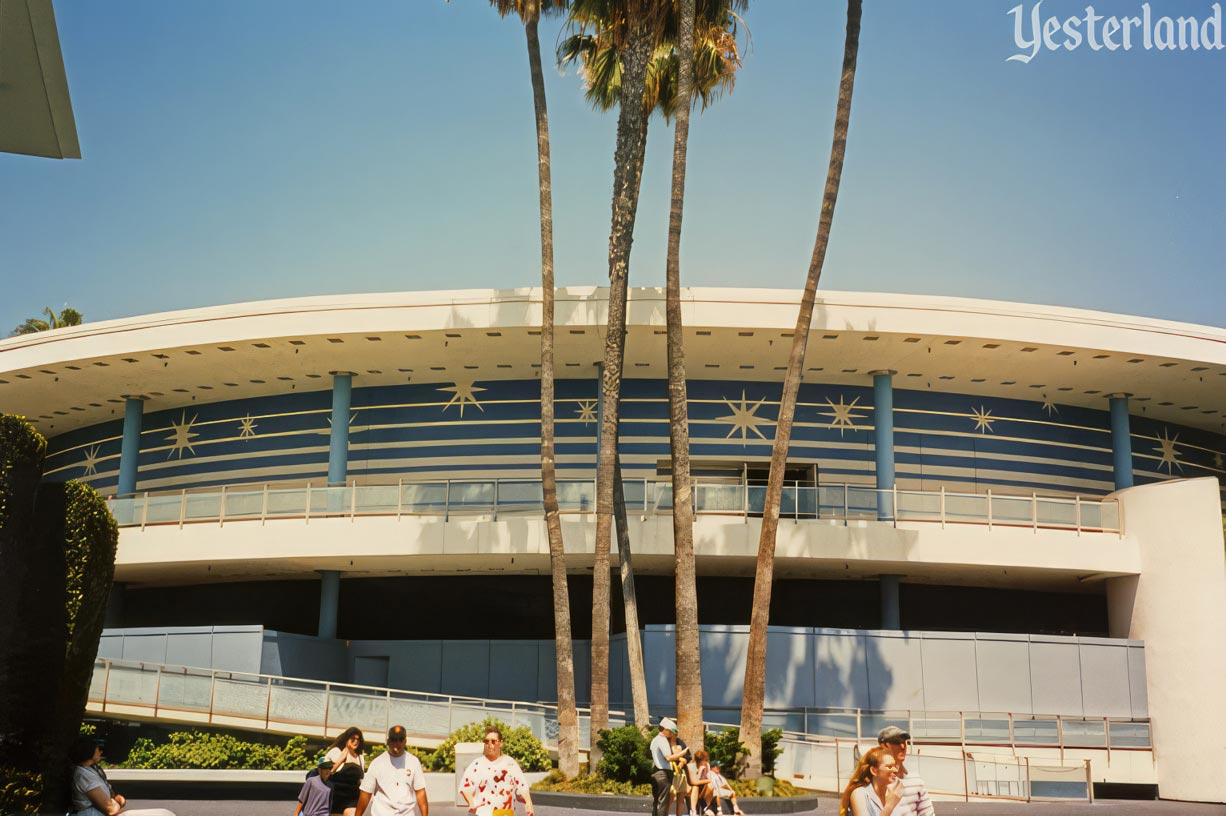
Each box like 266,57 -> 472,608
0,287 -> 1223,436
0,0 -> 80,159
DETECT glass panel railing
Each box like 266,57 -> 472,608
223,490 -> 265,520
400,482 -> 447,514
1077,501 -> 1117,531
109,498 -> 140,526
694,484 -> 743,513
448,482 -> 495,514
495,480 -> 543,514
945,492 -> 988,523
845,487 -> 881,519
183,493 -> 222,522
911,714 -> 962,742
144,493 -> 185,524
647,480 -> 672,512
991,495 -> 1033,526
1061,719 -> 1107,748
266,488 -> 309,517
1013,717 -> 1060,746
211,676 -> 270,719
157,670 -> 214,712
390,696 -> 451,739
556,480 -> 595,512
354,485 -> 400,515
268,683 -> 328,726
1108,720 -> 1151,748
818,485 -> 847,517
1035,497 -> 1077,527
896,489 -> 941,522
964,715 -> 1012,744
105,663 -> 160,706
1100,501 -> 1120,531
860,712 -> 909,742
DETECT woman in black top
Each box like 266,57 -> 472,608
323,727 -> 366,816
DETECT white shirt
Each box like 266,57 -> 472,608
360,750 -> 427,816
459,754 -> 527,812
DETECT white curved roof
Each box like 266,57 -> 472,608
2,287 -> 1223,435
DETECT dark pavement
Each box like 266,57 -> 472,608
130,801 -> 1226,816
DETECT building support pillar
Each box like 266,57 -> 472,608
117,396 -> 145,496
318,570 -> 340,639
1109,393 -> 1134,491
871,371 -> 897,519
879,574 -> 901,630
328,373 -> 355,487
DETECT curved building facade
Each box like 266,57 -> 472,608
3,287 -> 1225,800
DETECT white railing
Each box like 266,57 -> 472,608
86,658 -> 623,750
106,478 -> 1122,534
774,734 -> 1095,802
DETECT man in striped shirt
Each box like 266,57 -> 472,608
877,727 -> 934,816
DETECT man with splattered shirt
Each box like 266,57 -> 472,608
459,726 -> 535,816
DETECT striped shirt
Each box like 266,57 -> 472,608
895,771 -> 934,816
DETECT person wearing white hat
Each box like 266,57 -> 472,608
651,719 -> 687,816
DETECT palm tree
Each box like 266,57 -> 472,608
563,0 -> 665,762
665,0 -> 702,753
487,0 -> 580,778
563,0 -> 743,755
740,0 -> 863,779
10,306 -> 82,336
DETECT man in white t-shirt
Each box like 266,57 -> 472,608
356,725 -> 430,816
459,725 -> 535,816
877,726 -> 934,816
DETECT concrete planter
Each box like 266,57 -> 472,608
531,790 -> 824,815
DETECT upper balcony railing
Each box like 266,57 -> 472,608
106,478 -> 1121,534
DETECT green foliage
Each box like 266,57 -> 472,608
703,727 -> 747,779
9,306 -> 83,336
0,768 -> 42,815
119,732 -> 313,770
594,725 -> 653,784
761,729 -> 783,777
63,480 -> 118,644
0,414 -> 46,532
699,727 -> 781,780
531,769 -> 651,796
427,718 -> 550,773
727,777 -> 806,798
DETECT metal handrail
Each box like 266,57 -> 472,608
89,657 -> 1148,752
107,478 -> 1122,534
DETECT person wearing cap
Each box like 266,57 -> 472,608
355,726 -> 429,816
876,727 -> 933,816
650,718 -> 688,816
295,759 -> 335,816
458,725 -> 534,816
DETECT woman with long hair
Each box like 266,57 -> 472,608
839,745 -> 903,816
324,727 -> 366,816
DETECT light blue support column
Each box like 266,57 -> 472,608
117,396 -> 145,496
880,574 -> 901,630
871,371 -> 897,520
1109,394 -> 1134,491
318,571 -> 340,639
328,372 -> 354,487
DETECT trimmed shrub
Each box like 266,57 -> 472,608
0,768 -> 42,815
531,769 -> 651,796
595,725 -> 653,784
428,718 -> 550,773
120,732 -> 313,770
700,726 -> 783,780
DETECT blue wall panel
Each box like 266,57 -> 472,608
45,378 -> 1224,504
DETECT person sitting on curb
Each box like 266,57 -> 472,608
69,737 -> 176,816
704,761 -> 745,816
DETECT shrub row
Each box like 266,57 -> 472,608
595,725 -> 783,784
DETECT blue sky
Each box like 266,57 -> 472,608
2,0 -> 1224,332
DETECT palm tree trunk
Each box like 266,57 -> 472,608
613,455 -> 650,730
665,0 -> 703,752
592,22 -> 654,765
525,13 -> 580,779
740,0 -> 862,780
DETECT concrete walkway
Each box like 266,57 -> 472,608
129,800 -> 1226,816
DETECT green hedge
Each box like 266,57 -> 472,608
427,718 -> 550,772
588,725 -> 783,784
121,732 -> 314,770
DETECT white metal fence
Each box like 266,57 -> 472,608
106,478 -> 1121,534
